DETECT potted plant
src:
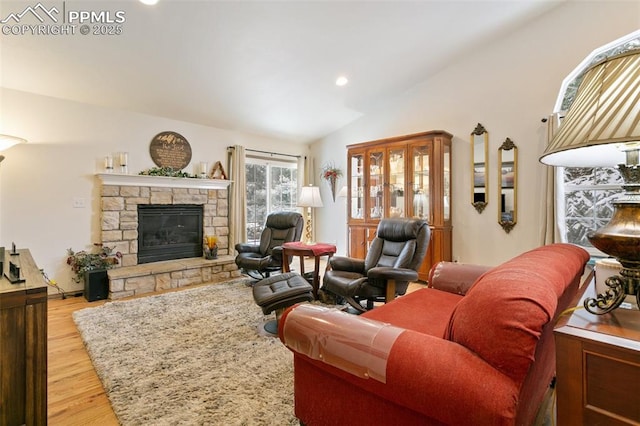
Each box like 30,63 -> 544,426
67,243 -> 122,301
204,235 -> 218,259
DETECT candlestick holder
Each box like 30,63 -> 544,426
105,155 -> 114,173
119,152 -> 128,174
199,162 -> 208,179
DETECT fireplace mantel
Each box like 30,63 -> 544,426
96,173 -> 232,190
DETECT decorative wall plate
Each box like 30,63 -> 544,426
149,131 -> 192,170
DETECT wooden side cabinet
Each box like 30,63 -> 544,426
0,249 -> 47,426
346,130 -> 452,281
554,279 -> 640,425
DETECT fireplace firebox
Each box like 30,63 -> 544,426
137,205 -> 203,264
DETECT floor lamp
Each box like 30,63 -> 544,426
297,185 -> 323,245
540,49 -> 640,314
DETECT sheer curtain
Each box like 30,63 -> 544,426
297,156 -> 307,187
539,114 -> 562,245
228,145 -> 246,252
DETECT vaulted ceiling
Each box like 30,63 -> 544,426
0,1 -> 564,143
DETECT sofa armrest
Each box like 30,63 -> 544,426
427,261 -> 492,295
281,304 -> 404,383
279,305 -> 518,425
329,256 -> 365,273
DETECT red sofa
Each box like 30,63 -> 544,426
278,243 -> 590,426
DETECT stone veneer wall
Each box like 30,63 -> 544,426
100,183 -> 241,299
101,185 -> 229,266
107,255 -> 240,299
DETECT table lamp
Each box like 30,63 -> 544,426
297,185 -> 323,244
540,49 -> 640,314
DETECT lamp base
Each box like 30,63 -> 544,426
584,267 -> 640,314
303,208 -> 314,245
585,164 -> 640,314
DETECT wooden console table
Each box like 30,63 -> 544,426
554,274 -> 640,425
0,249 -> 47,426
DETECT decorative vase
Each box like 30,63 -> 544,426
328,176 -> 337,202
204,246 -> 218,260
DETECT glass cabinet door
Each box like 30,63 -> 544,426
349,152 -> 365,219
388,148 -> 405,218
369,150 -> 385,219
411,145 -> 431,221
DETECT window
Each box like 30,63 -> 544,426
560,167 -> 622,252
245,157 -> 298,244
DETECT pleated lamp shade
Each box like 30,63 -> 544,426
540,50 -> 640,167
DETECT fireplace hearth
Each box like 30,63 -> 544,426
137,205 -> 203,264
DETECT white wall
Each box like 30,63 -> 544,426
311,1 -> 640,265
0,88 -> 309,294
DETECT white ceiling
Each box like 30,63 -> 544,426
0,1 -> 564,143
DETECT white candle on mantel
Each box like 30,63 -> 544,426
105,155 -> 114,171
200,162 -> 208,177
119,152 -> 128,166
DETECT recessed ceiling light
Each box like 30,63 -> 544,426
140,0 -> 158,5
336,76 -> 349,87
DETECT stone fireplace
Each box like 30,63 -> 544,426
97,174 -> 240,299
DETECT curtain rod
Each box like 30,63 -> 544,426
227,146 -> 301,159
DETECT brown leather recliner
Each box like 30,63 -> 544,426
322,218 -> 430,312
235,211 -> 303,279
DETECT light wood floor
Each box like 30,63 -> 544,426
48,295 -> 118,425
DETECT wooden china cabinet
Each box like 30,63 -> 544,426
346,130 -> 452,281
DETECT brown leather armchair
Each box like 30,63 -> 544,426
322,218 -> 430,312
235,211 -> 303,279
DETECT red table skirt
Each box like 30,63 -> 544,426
282,242 -> 337,256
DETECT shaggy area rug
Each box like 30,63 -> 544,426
73,278 -> 298,425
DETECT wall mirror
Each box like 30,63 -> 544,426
471,123 -> 489,213
498,138 -> 517,233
